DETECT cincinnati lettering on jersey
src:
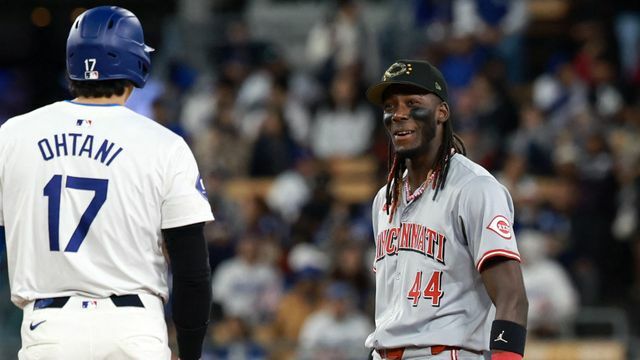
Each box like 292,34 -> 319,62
375,223 -> 446,265
37,133 -> 123,166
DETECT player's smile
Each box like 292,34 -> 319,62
389,119 -> 432,157
393,128 -> 417,142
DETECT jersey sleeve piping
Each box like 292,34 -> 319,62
476,249 -> 521,272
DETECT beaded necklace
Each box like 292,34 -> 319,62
404,169 -> 436,204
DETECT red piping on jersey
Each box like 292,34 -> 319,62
476,249 -> 521,272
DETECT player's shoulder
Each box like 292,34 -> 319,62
119,106 -> 180,139
373,184 -> 388,201
448,157 -> 512,212
373,183 -> 391,209
1,102 -> 62,133
449,153 -> 493,178
112,105 -> 188,152
448,154 -> 504,192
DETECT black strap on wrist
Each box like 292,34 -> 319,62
490,320 -> 527,356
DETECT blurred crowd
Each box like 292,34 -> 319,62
1,0 -> 640,359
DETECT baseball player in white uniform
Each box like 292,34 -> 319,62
0,6 -> 213,360
364,60 -> 529,360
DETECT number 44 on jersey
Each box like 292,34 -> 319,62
407,271 -> 443,307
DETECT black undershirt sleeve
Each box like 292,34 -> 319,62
163,222 -> 211,360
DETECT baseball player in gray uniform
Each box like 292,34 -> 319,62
0,6 -> 213,360
364,60 -> 528,360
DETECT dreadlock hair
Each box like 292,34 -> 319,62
384,111 -> 466,222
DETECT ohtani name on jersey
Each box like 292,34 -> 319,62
37,133 -> 123,166
375,223 -> 446,264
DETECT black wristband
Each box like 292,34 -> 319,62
490,320 -> 526,356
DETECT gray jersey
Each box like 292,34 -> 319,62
365,154 -> 520,352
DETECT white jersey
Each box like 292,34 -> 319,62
0,100 -> 214,308
366,154 -> 520,352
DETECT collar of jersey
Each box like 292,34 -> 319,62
65,100 -> 122,107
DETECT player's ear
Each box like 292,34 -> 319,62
436,101 -> 449,124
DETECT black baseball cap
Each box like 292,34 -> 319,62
366,59 -> 448,105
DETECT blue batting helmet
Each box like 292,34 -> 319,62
66,6 -> 154,88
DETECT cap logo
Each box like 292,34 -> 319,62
435,81 -> 442,91
383,62 -> 412,81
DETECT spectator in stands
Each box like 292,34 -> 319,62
211,20 -> 262,73
496,153 -> 540,229
467,73 -> 519,169
240,195 -> 289,244
287,241 -> 330,281
208,316 -> 267,360
290,168 -> 335,246
211,234 -> 283,325
297,281 -> 372,360
507,104 -> 555,175
438,33 -> 488,94
451,84 -> 483,160
263,267 -> 325,360
181,76 -> 237,139
471,73 -> 519,137
269,77 -> 314,148
328,241 -> 373,309
266,155 -> 317,224
305,0 -> 380,83
613,2 -> 640,84
571,132 -> 619,302
238,77 -> 312,148
249,106 -> 300,177
463,0 -> 529,83
152,97 -> 188,140
202,169 -> 245,238
192,98 -> 251,177
204,223 -> 235,289
0,69 -> 30,125
310,70 -> 375,159
518,230 -> 579,337
587,56 -> 625,120
532,54 -> 589,131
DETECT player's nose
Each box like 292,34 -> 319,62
392,109 -> 410,122
383,110 -> 409,126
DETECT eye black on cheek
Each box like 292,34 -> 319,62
410,107 -> 431,122
383,112 -> 393,125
